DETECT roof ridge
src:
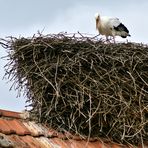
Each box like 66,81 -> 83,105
0,109 -> 29,119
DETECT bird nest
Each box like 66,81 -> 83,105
1,33 -> 148,146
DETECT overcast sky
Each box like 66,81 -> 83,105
0,0 -> 148,112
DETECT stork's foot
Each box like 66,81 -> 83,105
106,37 -> 116,43
105,37 -> 112,43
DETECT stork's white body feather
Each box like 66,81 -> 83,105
98,16 -> 120,35
95,13 -> 130,41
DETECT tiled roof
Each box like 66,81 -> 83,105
0,109 -> 147,148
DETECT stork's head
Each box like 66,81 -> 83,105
95,13 -> 100,29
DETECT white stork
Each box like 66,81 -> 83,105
95,13 -> 131,42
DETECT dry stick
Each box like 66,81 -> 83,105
86,92 -> 92,146
121,118 -> 126,140
136,71 -> 148,87
127,71 -> 137,96
33,48 -> 57,94
54,55 -> 60,98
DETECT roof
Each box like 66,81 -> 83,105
0,109 -> 147,148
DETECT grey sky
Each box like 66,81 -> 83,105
0,0 -> 148,111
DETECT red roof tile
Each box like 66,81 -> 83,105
23,121 -> 46,137
47,128 -> 58,138
0,119 -> 15,134
0,109 -> 147,148
0,118 -> 31,135
9,119 -> 31,135
9,135 -> 29,148
20,136 -> 43,148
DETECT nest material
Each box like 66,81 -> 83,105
2,33 -> 148,145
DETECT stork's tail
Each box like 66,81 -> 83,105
95,13 -> 100,30
95,13 -> 100,20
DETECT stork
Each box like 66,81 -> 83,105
95,13 -> 131,42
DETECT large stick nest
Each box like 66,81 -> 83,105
1,33 -> 148,145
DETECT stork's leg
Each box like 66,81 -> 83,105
113,36 -> 116,43
106,36 -> 110,42
106,36 -> 113,43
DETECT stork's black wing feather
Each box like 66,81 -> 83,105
114,23 -> 129,33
